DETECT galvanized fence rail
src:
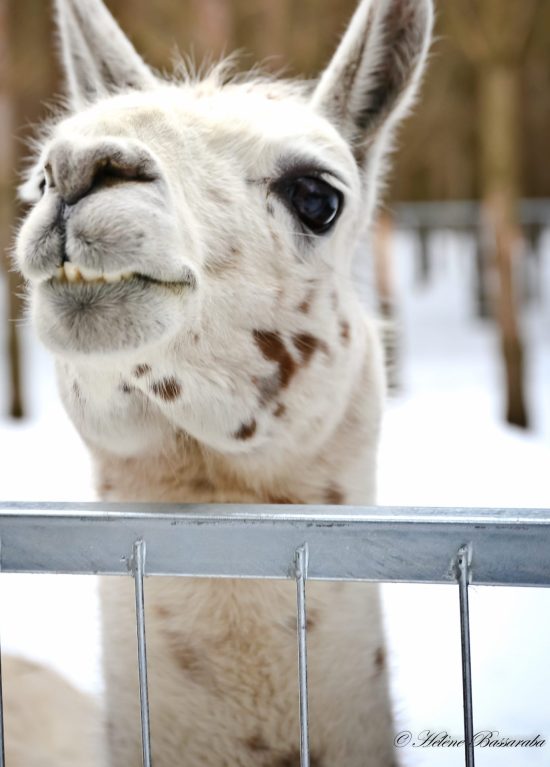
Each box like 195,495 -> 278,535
1,502 -> 550,767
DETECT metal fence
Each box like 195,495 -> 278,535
392,198 -> 550,231
0,502 -> 549,767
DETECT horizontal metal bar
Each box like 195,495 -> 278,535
0,503 -> 549,585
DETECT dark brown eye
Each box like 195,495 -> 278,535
279,176 -> 343,234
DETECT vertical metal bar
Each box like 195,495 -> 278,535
0,539 -> 5,767
456,544 -> 475,767
133,540 -> 152,767
295,544 -> 310,767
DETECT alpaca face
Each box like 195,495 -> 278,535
17,88 -> 366,456
17,84 -> 360,357
15,0 -> 432,458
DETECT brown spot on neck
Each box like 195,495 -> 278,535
246,741 -> 323,766
99,479 -> 113,498
234,419 -> 257,441
292,333 -> 329,364
287,607 -> 320,633
151,376 -> 182,401
374,646 -> 386,672
172,643 -> 213,687
190,477 -> 216,494
273,402 -> 286,418
246,734 -> 270,753
254,331 -> 296,389
340,319 -> 351,345
298,288 -> 315,314
273,751 -> 300,767
325,485 -> 345,505
133,364 -> 151,378
267,495 -> 301,505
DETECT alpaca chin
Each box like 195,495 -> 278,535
33,277 -> 190,356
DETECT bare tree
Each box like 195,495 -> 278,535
2,0 -> 56,418
0,0 -> 22,418
373,211 -> 400,392
449,0 -> 542,428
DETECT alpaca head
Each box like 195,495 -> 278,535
15,0 -> 432,459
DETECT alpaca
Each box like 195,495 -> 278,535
15,0 -> 432,764
3,656 -> 102,766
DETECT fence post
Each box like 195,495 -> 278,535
456,543 -> 475,767
132,539 -> 153,767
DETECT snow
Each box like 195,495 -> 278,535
377,230 -> 550,767
1,230 -> 549,763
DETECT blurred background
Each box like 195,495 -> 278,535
0,2 -> 550,766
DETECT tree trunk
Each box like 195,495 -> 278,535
479,63 -> 529,428
415,225 -> 431,286
0,0 -> 23,418
473,230 -> 492,319
189,0 -> 234,62
3,0 -> 56,419
232,0 -> 293,68
373,212 -> 399,393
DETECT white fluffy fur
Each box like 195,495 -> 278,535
15,0 -> 432,764
3,656 -> 102,766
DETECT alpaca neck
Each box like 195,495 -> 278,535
94,326 -> 383,507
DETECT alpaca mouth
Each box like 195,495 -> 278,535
55,262 -> 134,285
50,261 -> 196,292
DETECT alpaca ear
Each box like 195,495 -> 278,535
55,0 -> 156,108
312,0 -> 433,161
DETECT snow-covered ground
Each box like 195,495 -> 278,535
1,230 -> 549,765
378,230 -> 550,767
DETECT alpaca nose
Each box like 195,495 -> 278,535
44,138 -> 158,206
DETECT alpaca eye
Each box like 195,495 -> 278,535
39,177 -> 46,196
282,177 -> 343,234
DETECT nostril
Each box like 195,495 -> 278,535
47,140 -> 160,206
89,158 -> 152,195
62,159 -> 152,205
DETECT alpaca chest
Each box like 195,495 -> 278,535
100,577 -> 395,766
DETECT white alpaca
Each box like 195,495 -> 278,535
3,656 -> 102,766
15,0 -> 432,764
